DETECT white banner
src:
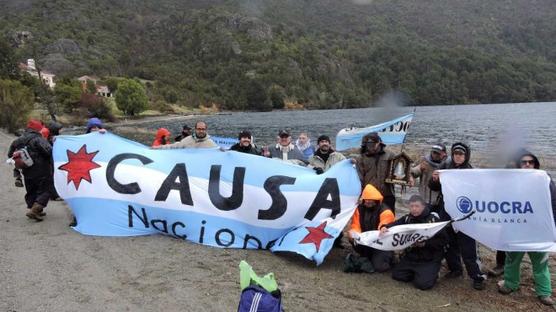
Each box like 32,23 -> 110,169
440,169 -> 556,252
354,221 -> 450,251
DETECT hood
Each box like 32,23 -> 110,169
27,119 -> 43,132
155,128 -> 171,140
450,142 -> 471,168
361,184 -> 383,202
516,150 -> 540,169
295,138 -> 312,151
86,117 -> 103,133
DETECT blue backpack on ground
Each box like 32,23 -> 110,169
237,285 -> 283,312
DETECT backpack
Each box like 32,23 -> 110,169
11,137 -> 35,169
237,285 -> 283,312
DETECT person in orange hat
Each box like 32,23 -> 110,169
152,128 -> 171,147
347,184 -> 395,272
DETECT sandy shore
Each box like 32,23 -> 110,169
1,130 -> 554,311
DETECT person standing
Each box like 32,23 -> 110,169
152,128 -> 171,147
295,132 -> 315,161
498,151 -> 556,306
267,130 -> 305,165
7,119 -> 53,221
308,135 -> 346,173
155,121 -> 217,149
174,124 -> 192,142
230,130 -> 261,155
411,143 -> 447,206
355,132 -> 396,212
429,142 -> 486,290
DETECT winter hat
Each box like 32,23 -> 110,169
451,143 -> 467,154
278,129 -> 290,137
363,132 -> 384,145
431,143 -> 447,153
238,130 -> 252,140
27,119 -> 43,132
317,135 -> 331,144
86,117 -> 103,132
360,184 -> 383,202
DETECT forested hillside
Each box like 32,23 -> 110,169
1,0 -> 556,110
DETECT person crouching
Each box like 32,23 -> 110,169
381,195 -> 448,290
348,184 -> 395,272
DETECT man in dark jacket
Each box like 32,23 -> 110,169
7,119 -> 53,221
230,130 -> 261,155
355,132 -> 396,212
174,124 -> 192,142
382,195 -> 448,290
429,142 -> 486,290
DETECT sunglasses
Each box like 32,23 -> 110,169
521,160 -> 535,165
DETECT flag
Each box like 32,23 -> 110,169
440,169 -> 556,252
354,221 -> 450,251
335,113 -> 414,151
53,132 -> 361,264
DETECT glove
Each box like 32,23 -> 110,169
313,167 -> 324,175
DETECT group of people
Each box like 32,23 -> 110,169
150,122 -> 347,174
7,117 -> 556,306
347,132 -> 556,306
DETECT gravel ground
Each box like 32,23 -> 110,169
1,130 -> 554,312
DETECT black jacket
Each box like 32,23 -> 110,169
428,142 -> 472,220
230,143 -> 261,155
385,207 -> 448,262
8,129 -> 53,178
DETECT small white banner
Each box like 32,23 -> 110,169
354,221 -> 450,251
440,169 -> 556,252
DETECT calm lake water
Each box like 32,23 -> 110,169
115,102 -> 556,174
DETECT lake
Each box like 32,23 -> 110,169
114,102 -> 556,174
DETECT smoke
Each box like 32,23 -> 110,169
488,123 -> 530,168
371,90 -> 413,124
374,90 -> 412,108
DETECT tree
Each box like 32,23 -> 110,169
54,81 -> 82,113
86,80 -> 97,94
246,80 -> 271,111
115,78 -> 148,116
0,36 -> 20,80
0,79 -> 34,133
268,84 -> 286,109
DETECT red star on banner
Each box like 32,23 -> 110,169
58,145 -> 101,190
299,221 -> 333,252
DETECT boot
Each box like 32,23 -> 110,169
26,203 -> 44,221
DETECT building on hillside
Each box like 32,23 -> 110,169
18,59 -> 56,89
96,85 -> 112,98
77,75 -> 99,91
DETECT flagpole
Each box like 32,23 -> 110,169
400,106 -> 417,154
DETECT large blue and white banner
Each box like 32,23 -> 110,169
335,113 -> 414,151
440,169 -> 556,252
211,136 -> 238,150
53,132 -> 360,264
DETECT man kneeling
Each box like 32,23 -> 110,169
381,195 -> 448,290
348,184 -> 395,272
